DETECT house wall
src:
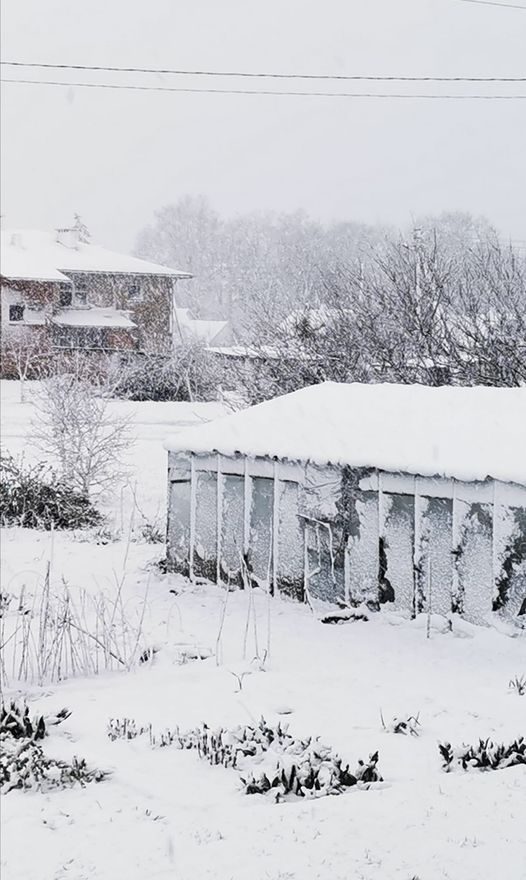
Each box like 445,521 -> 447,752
1,281 -> 56,324
166,451 -> 526,626
1,273 -> 176,374
71,273 -> 174,352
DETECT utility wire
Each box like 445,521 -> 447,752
459,0 -> 526,10
2,78 -> 526,98
1,60 -> 525,83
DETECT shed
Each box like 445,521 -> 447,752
165,382 -> 526,624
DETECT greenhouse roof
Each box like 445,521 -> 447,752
166,382 -> 526,486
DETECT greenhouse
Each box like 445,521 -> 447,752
165,382 -> 526,625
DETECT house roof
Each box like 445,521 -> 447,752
174,307 -> 229,345
165,381 -> 526,486
207,344 -> 280,360
51,308 -> 137,329
0,229 -> 192,282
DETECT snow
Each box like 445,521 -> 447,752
174,307 -> 229,345
1,529 -> 526,880
166,381 -> 526,486
207,344 -> 280,359
1,229 -> 191,282
0,380 -> 228,523
2,378 -> 526,880
51,307 -> 137,329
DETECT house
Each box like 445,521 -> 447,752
0,226 -> 191,371
173,307 -> 232,348
165,382 -> 526,625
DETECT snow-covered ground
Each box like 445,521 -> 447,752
0,379 -> 228,525
1,380 -> 526,880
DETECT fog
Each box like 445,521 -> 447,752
1,0 -> 525,250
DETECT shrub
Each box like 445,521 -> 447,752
439,737 -> 526,772
0,452 -> 102,530
0,701 -> 46,740
31,374 -> 131,499
114,342 -> 225,402
0,700 -> 71,740
1,738 -> 107,794
0,701 -> 106,794
241,748 -> 382,801
107,715 -> 383,801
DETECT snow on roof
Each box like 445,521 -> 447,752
174,307 -> 229,345
52,308 -> 137,329
166,382 -> 526,485
0,229 -> 191,282
206,344 -> 280,359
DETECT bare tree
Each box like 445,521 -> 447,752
31,373 -> 132,499
0,327 -> 51,402
230,219 -> 526,403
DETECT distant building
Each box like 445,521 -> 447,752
165,382 -> 526,626
0,226 -> 191,370
173,307 -> 232,348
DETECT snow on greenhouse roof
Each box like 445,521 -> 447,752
1,229 -> 191,282
166,382 -> 526,485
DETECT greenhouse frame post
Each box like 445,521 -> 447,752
272,460 -> 280,597
451,479 -> 461,614
377,470 -> 386,594
216,453 -> 223,586
243,458 -> 251,557
491,480 -> 500,595
189,456 -> 196,582
413,476 -> 423,617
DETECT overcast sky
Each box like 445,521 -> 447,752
1,0 -> 525,252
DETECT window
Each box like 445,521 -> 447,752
9,304 -> 24,322
128,280 -> 142,302
59,286 -> 72,307
73,276 -> 89,305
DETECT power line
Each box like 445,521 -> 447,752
2,77 -> 526,99
459,0 -> 526,9
1,60 -> 525,83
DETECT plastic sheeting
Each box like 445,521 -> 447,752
167,479 -> 191,574
249,477 -> 274,584
194,471 -> 218,581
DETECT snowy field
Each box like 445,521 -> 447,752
1,380 -> 526,880
0,380 -> 228,525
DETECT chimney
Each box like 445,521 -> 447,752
56,227 -> 80,249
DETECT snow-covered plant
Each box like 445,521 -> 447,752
380,711 -> 421,737
107,715 -> 383,801
321,609 -> 369,625
0,701 -> 46,741
509,674 -> 526,696
0,326 -> 52,401
0,451 -> 102,530
31,374 -> 132,499
1,567 -> 148,686
241,749 -> 382,801
439,737 -> 526,772
137,520 -> 165,544
0,738 -> 106,794
0,701 -> 71,742
112,342 -> 225,403
0,702 -> 106,795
